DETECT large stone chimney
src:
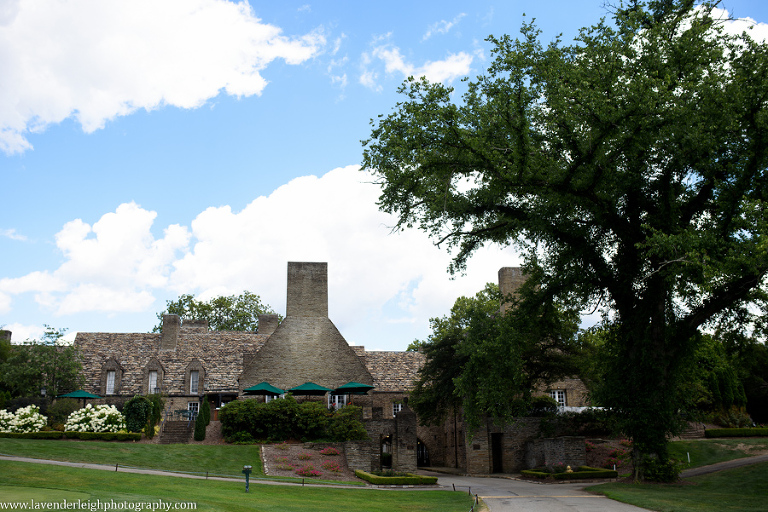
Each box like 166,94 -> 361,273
499,267 -> 526,315
239,262 -> 373,392
287,262 -> 328,317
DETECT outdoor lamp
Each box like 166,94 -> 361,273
242,465 -> 252,492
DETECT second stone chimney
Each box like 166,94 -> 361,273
160,314 -> 180,350
498,267 -> 526,315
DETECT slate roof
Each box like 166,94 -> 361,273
361,350 -> 425,392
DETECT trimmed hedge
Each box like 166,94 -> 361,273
354,470 -> 438,485
0,431 -> 64,439
63,431 -> 141,441
705,428 -> 768,438
521,466 -> 618,480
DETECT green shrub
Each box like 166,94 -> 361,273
193,408 -> 206,441
0,431 -> 64,439
642,456 -> 682,483
47,399 -> 80,426
714,406 -> 753,428
226,431 -> 255,444
63,431 -> 141,441
529,395 -> 559,416
219,396 -> 369,442
201,396 -> 211,426
705,427 -> 768,438
123,396 -> 152,433
145,394 -> 165,439
354,470 -> 437,485
520,466 -> 618,480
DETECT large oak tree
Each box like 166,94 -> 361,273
362,1 -> 767,479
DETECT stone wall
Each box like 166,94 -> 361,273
524,437 -> 586,469
464,417 -> 543,474
537,377 -> 591,407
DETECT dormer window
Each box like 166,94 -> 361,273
190,370 -> 199,394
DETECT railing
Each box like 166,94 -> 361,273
163,409 -> 198,428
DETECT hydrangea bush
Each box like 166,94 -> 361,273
0,405 -> 48,434
65,404 -> 125,432
0,406 -> 48,433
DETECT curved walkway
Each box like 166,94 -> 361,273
3,453 -> 768,512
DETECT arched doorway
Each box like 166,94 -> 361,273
381,435 -> 392,468
417,438 -> 430,467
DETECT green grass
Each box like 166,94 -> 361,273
588,461 -> 768,512
0,438 -> 262,478
668,438 -> 768,469
0,461 -> 473,512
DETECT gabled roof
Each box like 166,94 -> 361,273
362,350 -> 424,392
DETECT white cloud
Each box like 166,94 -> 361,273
715,7 -> 768,41
365,43 -> 472,85
0,202 -> 190,315
1,228 -> 26,241
0,166 -> 520,350
423,13 -> 466,41
0,0 -> 325,154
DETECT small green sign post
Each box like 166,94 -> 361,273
242,465 -> 252,493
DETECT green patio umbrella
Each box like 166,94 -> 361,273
56,389 -> 102,407
333,381 -> 375,395
242,382 -> 285,396
287,382 -> 332,395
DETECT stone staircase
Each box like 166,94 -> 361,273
679,421 -> 706,439
159,420 -> 193,444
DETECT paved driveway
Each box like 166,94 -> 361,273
423,471 -> 649,512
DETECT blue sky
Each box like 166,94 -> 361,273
1,0 -> 766,350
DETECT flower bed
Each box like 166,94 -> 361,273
262,443 -> 359,481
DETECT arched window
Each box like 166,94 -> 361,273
100,357 -> 123,396
143,358 -> 164,394
184,360 -> 205,396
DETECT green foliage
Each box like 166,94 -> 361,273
539,408 -> 618,438
219,396 -> 369,442
193,408 -> 206,441
201,395 -> 211,426
410,280 -> 579,432
153,291 -> 279,332
0,431 -> 64,439
529,395 -> 558,417
363,0 -> 768,481
641,456 -> 682,483
144,393 -> 164,439
0,326 -> 84,399
62,432 -> 141,441
521,466 -> 618,480
122,396 -> 152,433
46,399 -> 80,426
705,428 -> 768,438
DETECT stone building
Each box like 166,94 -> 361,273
73,261 -> 588,474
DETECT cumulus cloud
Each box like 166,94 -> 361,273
423,13 -> 466,41
0,166 -> 520,350
0,202 -> 190,315
0,0 -> 325,154
362,43 -> 472,87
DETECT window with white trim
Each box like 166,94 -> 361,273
549,390 -> 566,408
148,371 -> 158,394
188,402 -> 199,417
328,394 -> 347,410
265,394 -> 285,403
106,370 -> 116,395
392,402 -> 404,417
190,370 -> 199,394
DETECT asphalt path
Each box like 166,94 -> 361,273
2,453 -> 767,512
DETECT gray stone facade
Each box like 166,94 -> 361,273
72,262 -> 589,475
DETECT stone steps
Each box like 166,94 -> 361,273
159,420 -> 193,444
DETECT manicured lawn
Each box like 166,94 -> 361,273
588,461 -> 768,512
0,439 -> 262,478
0,460 -> 473,512
668,438 -> 768,469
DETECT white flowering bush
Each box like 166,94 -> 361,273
64,404 -> 125,433
0,405 -> 48,433
0,409 -> 16,433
